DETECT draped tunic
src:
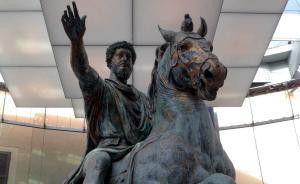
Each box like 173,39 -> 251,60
81,75 -> 152,155
64,68 -> 152,184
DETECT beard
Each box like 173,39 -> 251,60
111,63 -> 132,82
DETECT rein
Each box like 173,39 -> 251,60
170,36 -> 216,74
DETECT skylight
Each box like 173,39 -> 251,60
272,0 -> 300,41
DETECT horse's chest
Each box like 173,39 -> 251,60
174,112 -> 215,150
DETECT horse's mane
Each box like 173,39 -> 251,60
147,43 -> 169,112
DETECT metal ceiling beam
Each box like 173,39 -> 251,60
247,78 -> 300,97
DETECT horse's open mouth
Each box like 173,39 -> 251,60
196,87 -> 217,100
206,89 -> 217,100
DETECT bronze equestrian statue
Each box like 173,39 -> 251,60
62,2 -> 235,184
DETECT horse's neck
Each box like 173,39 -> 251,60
150,85 -> 217,149
153,92 -> 207,131
149,49 -> 218,150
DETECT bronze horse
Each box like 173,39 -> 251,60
109,16 -> 235,184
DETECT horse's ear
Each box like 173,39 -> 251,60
197,17 -> 207,37
158,25 -> 176,42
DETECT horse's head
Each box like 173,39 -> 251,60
157,15 -> 227,101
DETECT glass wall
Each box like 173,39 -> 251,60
0,123 -> 85,184
214,88 -> 300,129
0,87 -> 300,183
215,88 -> 300,184
0,92 -> 85,131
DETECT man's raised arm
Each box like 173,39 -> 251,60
61,2 -> 98,82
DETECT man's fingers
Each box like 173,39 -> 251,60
61,14 -> 68,24
81,15 -> 87,25
67,5 -> 74,19
61,16 -> 67,27
72,1 -> 80,18
61,15 -> 65,23
64,10 -> 69,19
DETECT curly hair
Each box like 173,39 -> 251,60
105,41 -> 136,68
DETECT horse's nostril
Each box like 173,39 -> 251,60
199,78 -> 205,88
204,69 -> 213,79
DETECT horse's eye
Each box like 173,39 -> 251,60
179,44 -> 189,51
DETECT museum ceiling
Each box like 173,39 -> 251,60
0,0 -> 289,117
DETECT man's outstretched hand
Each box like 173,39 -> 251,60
61,1 -> 86,43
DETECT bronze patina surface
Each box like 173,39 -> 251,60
62,2 -> 235,184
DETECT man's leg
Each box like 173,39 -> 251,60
82,149 -> 111,184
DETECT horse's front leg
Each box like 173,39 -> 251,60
212,152 -> 236,179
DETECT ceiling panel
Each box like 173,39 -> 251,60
133,46 -> 156,94
41,0 -> 132,45
0,67 -> 71,107
221,0 -> 288,13
53,46 -> 132,99
213,13 -> 281,67
72,99 -> 84,118
0,0 -> 41,11
0,1 -> 287,110
206,67 -> 257,107
133,0 -> 223,45
0,12 -> 55,66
